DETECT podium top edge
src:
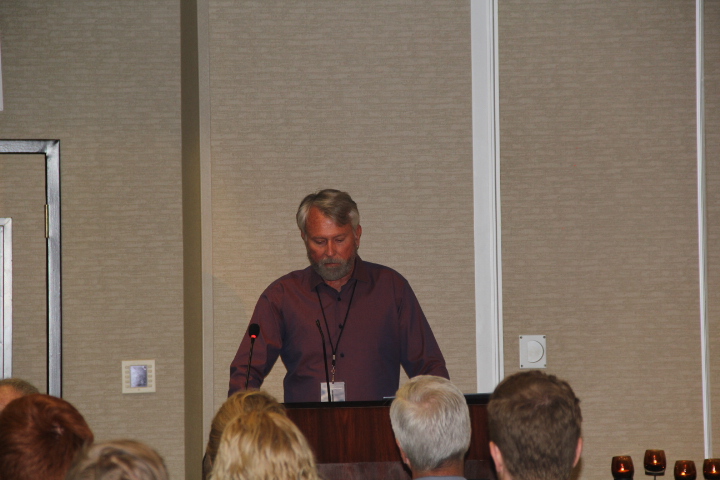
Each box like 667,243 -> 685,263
284,393 -> 491,409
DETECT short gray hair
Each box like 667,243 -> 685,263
66,439 -> 169,480
296,189 -> 359,234
0,377 -> 39,396
390,376 -> 471,472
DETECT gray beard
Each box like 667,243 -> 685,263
309,253 -> 356,281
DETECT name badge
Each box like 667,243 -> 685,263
320,382 -> 346,402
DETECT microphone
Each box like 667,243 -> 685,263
315,319 -> 333,402
245,323 -> 260,390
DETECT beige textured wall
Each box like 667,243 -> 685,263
0,1 -> 185,479
208,1 -> 477,408
500,0 -> 705,477
2,0 -> 718,479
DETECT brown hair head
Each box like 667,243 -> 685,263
0,393 -> 94,480
488,371 -> 582,480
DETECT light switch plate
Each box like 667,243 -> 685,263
519,335 -> 546,369
121,359 -> 156,394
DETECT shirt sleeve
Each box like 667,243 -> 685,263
398,278 -> 450,380
228,290 -> 283,396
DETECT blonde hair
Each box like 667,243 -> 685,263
209,410 -> 319,480
203,390 -> 285,480
65,439 -> 168,480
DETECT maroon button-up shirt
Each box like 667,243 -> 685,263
228,257 -> 449,403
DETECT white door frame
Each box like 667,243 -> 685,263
472,0 -> 503,393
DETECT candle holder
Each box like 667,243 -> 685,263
674,460 -> 697,480
645,450 -> 667,478
703,459 -> 720,480
612,456 -> 635,479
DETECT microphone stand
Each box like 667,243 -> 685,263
315,319 -> 333,402
245,324 -> 260,390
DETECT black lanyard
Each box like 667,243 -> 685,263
316,280 -> 358,382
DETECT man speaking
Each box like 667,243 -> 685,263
228,189 -> 448,403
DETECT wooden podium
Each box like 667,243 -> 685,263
285,394 -> 494,480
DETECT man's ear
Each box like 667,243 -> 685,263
573,437 -> 583,467
489,441 -> 506,477
354,224 -> 362,246
396,439 -> 411,468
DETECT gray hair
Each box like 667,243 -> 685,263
296,189 -> 360,234
390,375 -> 471,472
0,377 -> 39,396
66,439 -> 169,480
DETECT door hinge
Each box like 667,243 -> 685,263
45,204 -> 49,238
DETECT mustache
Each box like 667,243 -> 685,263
318,257 -> 345,265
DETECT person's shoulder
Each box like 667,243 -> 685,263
362,259 -> 394,272
359,259 -> 410,284
263,266 -> 315,292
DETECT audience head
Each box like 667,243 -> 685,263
389,375 -> 471,476
488,370 -> 583,480
0,393 -> 94,480
66,439 -> 169,480
296,189 -> 360,234
209,409 -> 319,480
203,390 -> 285,480
0,377 -> 40,411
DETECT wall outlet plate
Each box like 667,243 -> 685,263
519,335 -> 546,369
121,359 -> 156,394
